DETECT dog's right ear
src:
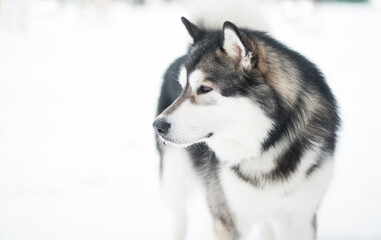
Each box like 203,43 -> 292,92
181,17 -> 205,43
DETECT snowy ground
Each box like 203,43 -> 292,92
0,1 -> 380,239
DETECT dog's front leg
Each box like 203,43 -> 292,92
161,146 -> 195,240
213,217 -> 238,240
275,213 -> 317,240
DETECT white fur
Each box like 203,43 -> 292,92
206,96 -> 273,165
161,145 -> 197,240
223,28 -> 246,61
222,29 -> 254,70
158,68 -> 332,240
219,148 -> 333,240
161,98 -> 215,145
237,138 -> 289,175
178,66 -> 187,88
188,69 -> 205,90
159,69 -> 273,160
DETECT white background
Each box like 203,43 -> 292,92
0,0 -> 380,239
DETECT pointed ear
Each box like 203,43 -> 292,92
222,21 -> 259,69
222,21 -> 247,63
181,17 -> 205,43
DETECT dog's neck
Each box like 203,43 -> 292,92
207,136 -> 289,178
207,137 -> 263,166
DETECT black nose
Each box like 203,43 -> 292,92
153,118 -> 171,136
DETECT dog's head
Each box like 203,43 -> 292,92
153,18 -> 281,161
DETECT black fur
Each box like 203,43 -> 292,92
156,26 -> 340,184
156,55 -> 185,174
156,55 -> 185,116
155,20 -> 340,240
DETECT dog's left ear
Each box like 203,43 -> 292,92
181,17 -> 205,44
222,21 -> 258,69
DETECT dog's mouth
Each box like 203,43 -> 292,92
159,132 -> 214,146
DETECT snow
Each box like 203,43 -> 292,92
0,1 -> 380,239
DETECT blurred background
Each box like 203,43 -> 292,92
0,0 -> 380,239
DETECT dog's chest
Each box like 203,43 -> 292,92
219,167 -> 296,226
218,158 -> 333,231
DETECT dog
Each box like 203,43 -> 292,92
153,17 -> 340,240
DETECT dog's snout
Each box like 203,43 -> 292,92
153,118 -> 171,136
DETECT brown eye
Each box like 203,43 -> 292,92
197,85 -> 213,95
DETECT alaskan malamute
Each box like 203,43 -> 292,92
153,17 -> 340,240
